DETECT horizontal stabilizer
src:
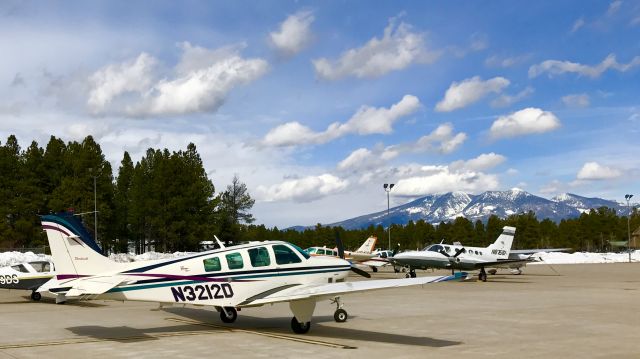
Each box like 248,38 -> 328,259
64,275 -> 128,297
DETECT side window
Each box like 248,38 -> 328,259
43,262 -> 51,272
248,247 -> 271,267
273,245 -> 302,265
318,249 -> 326,255
226,252 -> 244,270
30,262 -> 44,272
203,257 -> 221,272
11,264 -> 28,273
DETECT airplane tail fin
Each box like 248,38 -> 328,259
487,226 -> 516,259
356,236 -> 377,253
40,213 -> 121,277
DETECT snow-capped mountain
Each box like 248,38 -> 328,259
324,189 -> 626,230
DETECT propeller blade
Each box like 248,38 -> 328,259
392,243 -> 400,257
439,250 -> 451,258
335,234 -> 345,259
453,248 -> 466,257
350,266 -> 371,278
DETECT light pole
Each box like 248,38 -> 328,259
383,183 -> 394,250
89,168 -> 98,243
625,194 -> 633,263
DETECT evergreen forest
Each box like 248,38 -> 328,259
0,135 -> 637,254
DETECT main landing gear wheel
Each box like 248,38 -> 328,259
372,266 -> 378,273
405,269 -> 417,278
334,308 -> 348,323
291,317 -> 311,334
30,291 -> 42,301
479,268 -> 488,282
220,307 -> 238,323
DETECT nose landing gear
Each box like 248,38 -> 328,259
331,296 -> 348,322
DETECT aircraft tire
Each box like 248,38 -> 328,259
291,317 -> 311,334
372,267 -> 378,273
220,307 -> 238,323
479,272 -> 487,282
334,308 -> 348,323
30,291 -> 42,301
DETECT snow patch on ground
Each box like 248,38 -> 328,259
533,250 -> 640,264
0,252 -> 50,267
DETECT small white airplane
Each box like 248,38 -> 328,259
0,259 -> 55,300
39,213 -> 466,334
306,236 -> 378,263
391,226 -> 528,281
360,245 -> 400,272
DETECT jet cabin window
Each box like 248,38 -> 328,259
226,252 -> 244,270
273,244 -> 302,265
248,247 -> 271,267
203,257 -> 221,272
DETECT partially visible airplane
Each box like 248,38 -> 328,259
39,213 -> 466,334
360,245 -> 400,272
0,259 -> 55,300
306,236 -> 378,263
391,226 -> 528,281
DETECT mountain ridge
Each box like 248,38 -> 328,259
291,190 -> 628,230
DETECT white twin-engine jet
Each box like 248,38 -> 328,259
39,213 -> 466,334
392,226 -> 528,281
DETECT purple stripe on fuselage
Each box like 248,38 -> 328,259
56,274 -> 90,279
128,273 -> 253,283
42,224 -> 72,237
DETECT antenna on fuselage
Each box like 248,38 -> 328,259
214,235 -> 226,249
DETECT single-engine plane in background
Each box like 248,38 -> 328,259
0,259 -> 55,300
39,213 -> 466,334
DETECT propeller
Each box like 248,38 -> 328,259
335,234 -> 371,278
391,243 -> 400,257
439,247 -> 466,261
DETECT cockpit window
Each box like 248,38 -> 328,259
289,243 -> 310,259
273,244 -> 303,264
225,252 -> 244,270
11,264 -> 28,273
426,244 -> 444,253
248,247 -> 271,267
306,248 -> 316,254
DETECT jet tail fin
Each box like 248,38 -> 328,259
40,213 -> 123,277
487,226 -> 516,259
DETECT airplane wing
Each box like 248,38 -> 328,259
237,272 -> 466,307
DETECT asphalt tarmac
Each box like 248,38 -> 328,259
0,263 -> 638,358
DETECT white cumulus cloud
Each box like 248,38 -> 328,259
392,165 -> 500,197
263,95 -> 420,147
490,108 -> 560,139
435,76 -> 510,112
269,11 -> 314,56
88,53 -> 157,112
449,152 -> 506,172
528,54 -> 640,78
312,19 -> 439,80
576,162 -> 622,180
414,123 -> 467,154
88,43 -> 269,117
256,174 -> 349,202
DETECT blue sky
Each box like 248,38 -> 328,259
1,1 -> 639,227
